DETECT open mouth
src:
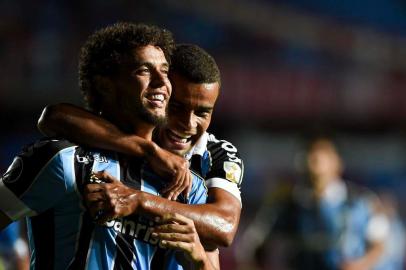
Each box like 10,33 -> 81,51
146,93 -> 166,108
167,129 -> 193,145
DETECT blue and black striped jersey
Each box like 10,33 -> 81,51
187,132 -> 244,205
0,139 -> 208,270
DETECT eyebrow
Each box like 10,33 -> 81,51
172,101 -> 213,112
134,61 -> 169,69
198,106 -> 214,111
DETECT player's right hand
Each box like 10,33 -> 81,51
147,145 -> 192,201
84,171 -> 140,224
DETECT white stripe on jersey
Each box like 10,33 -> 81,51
205,177 -> 242,206
0,181 -> 35,220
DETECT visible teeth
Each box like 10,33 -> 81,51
151,94 -> 164,101
169,130 -> 190,143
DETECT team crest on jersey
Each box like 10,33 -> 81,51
223,161 -> 241,184
2,157 -> 23,184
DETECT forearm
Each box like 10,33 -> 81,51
138,189 -> 240,248
38,103 -> 155,157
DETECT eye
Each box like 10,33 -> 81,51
161,68 -> 169,75
134,66 -> 150,75
196,111 -> 210,118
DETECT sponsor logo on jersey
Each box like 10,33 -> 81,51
223,161 -> 241,184
105,216 -> 166,248
2,157 -> 23,184
76,153 -> 108,164
220,141 -> 242,164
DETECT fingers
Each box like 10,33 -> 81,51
165,170 -> 186,201
91,170 -> 118,183
156,213 -> 192,226
161,169 -> 184,200
182,171 -> 192,200
152,213 -> 205,262
162,168 -> 193,201
159,240 -> 194,253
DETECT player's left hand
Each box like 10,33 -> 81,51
149,146 -> 192,201
152,213 -> 208,266
84,171 -> 140,224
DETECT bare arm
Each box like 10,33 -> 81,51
86,171 -> 241,248
142,187 -> 240,248
38,103 -> 191,200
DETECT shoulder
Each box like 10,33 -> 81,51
205,133 -> 244,186
2,138 -> 76,196
18,138 -> 76,161
206,133 -> 242,162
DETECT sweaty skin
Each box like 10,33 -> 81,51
153,213 -> 220,270
38,103 -> 241,248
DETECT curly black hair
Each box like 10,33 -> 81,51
170,44 -> 221,85
79,22 -> 175,111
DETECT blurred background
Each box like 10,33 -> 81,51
1,0 -> 406,269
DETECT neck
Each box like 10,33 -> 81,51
310,175 -> 337,198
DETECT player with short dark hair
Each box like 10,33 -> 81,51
0,22 -> 217,269
170,44 -> 221,84
38,43 -> 243,250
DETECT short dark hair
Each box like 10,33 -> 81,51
170,44 -> 221,85
79,22 -> 175,111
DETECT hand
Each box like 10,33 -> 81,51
147,144 -> 192,201
84,171 -> 140,224
152,213 -> 209,267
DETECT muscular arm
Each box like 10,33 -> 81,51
38,103 -> 156,158
87,172 -> 240,248
38,103 -> 191,200
141,188 -> 240,248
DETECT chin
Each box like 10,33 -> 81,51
140,109 -> 167,126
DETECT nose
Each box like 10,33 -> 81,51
150,69 -> 167,89
179,112 -> 197,132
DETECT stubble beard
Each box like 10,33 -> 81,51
138,104 -> 168,127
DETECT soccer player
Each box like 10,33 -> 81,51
38,44 -> 243,249
238,138 -> 387,270
0,22 -> 216,269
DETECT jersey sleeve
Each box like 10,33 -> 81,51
0,139 -> 76,221
205,136 -> 244,205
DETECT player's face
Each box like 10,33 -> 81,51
306,143 -> 342,182
106,45 -> 171,128
158,72 -> 219,156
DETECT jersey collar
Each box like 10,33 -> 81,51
184,132 -> 209,161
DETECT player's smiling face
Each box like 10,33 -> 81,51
104,45 -> 171,129
158,72 -> 219,156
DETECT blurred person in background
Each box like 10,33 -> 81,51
0,222 -> 29,270
237,137 -> 389,270
372,191 -> 405,270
